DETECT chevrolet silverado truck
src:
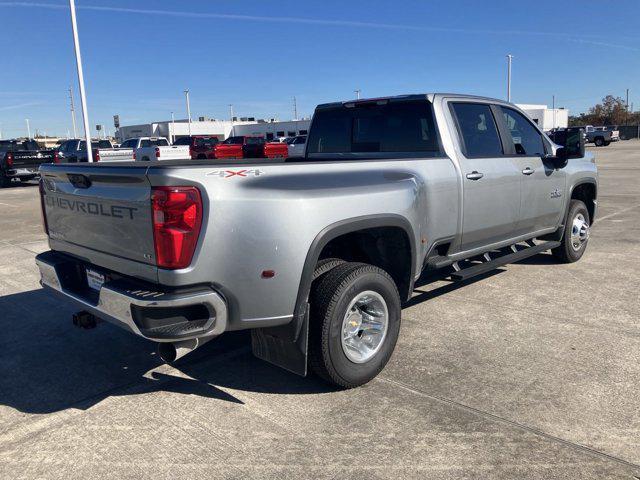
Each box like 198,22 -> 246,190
584,125 -> 617,146
0,139 -> 56,187
57,139 -> 133,163
214,136 -> 288,159
35,94 -> 597,388
134,137 -> 190,162
172,136 -> 220,160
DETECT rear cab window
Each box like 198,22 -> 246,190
307,98 -> 441,158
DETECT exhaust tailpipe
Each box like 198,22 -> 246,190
157,336 -> 215,363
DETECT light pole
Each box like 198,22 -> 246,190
293,96 -> 298,120
506,54 -> 513,102
69,87 -> 78,138
552,95 -> 556,129
354,89 -> 361,100
68,0 -> 93,162
184,89 -> 191,136
25,119 -> 31,139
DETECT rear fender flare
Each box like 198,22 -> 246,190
293,214 -> 417,319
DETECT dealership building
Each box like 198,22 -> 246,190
116,118 -> 311,143
516,104 -> 569,131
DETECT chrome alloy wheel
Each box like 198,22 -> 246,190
570,213 -> 590,251
341,290 -> 389,363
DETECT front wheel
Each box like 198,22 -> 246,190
309,262 -> 401,388
552,199 -> 590,263
594,137 -> 604,147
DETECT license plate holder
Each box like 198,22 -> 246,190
86,268 -> 105,291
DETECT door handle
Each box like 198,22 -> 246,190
522,167 -> 535,176
466,171 -> 484,180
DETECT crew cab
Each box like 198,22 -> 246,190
133,137 -> 190,162
36,94 -> 597,388
213,136 -> 288,159
172,136 -> 220,160
0,139 -> 56,187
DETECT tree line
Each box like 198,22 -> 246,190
569,95 -> 638,127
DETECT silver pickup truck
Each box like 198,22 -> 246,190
36,94 -> 597,388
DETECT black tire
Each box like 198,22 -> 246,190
0,175 -> 11,188
594,137 -> 604,147
552,199 -> 590,263
312,257 -> 346,281
309,262 -> 401,388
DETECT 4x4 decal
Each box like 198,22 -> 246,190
206,169 -> 265,178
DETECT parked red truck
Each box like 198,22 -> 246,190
173,136 -> 220,160
214,136 -> 288,159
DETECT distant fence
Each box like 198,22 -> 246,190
617,125 -> 640,140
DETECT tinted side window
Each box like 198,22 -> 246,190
451,103 -> 503,157
500,107 -> 545,156
308,100 -> 440,155
140,140 -> 151,148
153,138 -> 170,147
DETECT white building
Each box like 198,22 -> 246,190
116,118 -> 311,143
516,104 -> 569,131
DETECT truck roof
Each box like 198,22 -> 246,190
316,93 -> 514,109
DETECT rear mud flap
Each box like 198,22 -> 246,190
251,306 -> 308,377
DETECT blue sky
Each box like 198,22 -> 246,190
0,0 -> 638,138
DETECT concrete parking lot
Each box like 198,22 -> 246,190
0,142 -> 639,479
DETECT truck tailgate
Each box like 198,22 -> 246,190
40,164 -> 156,267
12,150 -> 56,168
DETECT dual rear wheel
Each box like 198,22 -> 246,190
308,260 -> 402,388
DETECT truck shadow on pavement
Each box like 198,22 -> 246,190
0,289 -> 335,415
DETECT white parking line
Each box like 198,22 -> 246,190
597,203 -> 640,222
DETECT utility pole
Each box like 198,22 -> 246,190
626,88 -> 630,125
25,119 -> 31,139
506,54 -> 513,102
229,104 -> 234,122
184,89 -> 191,136
293,96 -> 298,120
69,87 -> 78,138
170,111 -> 175,144
68,0 -> 93,162
552,95 -> 556,129
354,89 -> 361,100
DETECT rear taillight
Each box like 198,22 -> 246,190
5,152 -> 13,168
53,151 -> 60,163
133,151 -> 136,160
155,147 -> 161,158
189,145 -> 194,158
39,179 -> 49,235
93,148 -> 100,162
151,186 -> 203,269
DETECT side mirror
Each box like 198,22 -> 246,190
551,147 -> 569,169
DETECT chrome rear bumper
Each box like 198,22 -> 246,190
36,251 -> 227,342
